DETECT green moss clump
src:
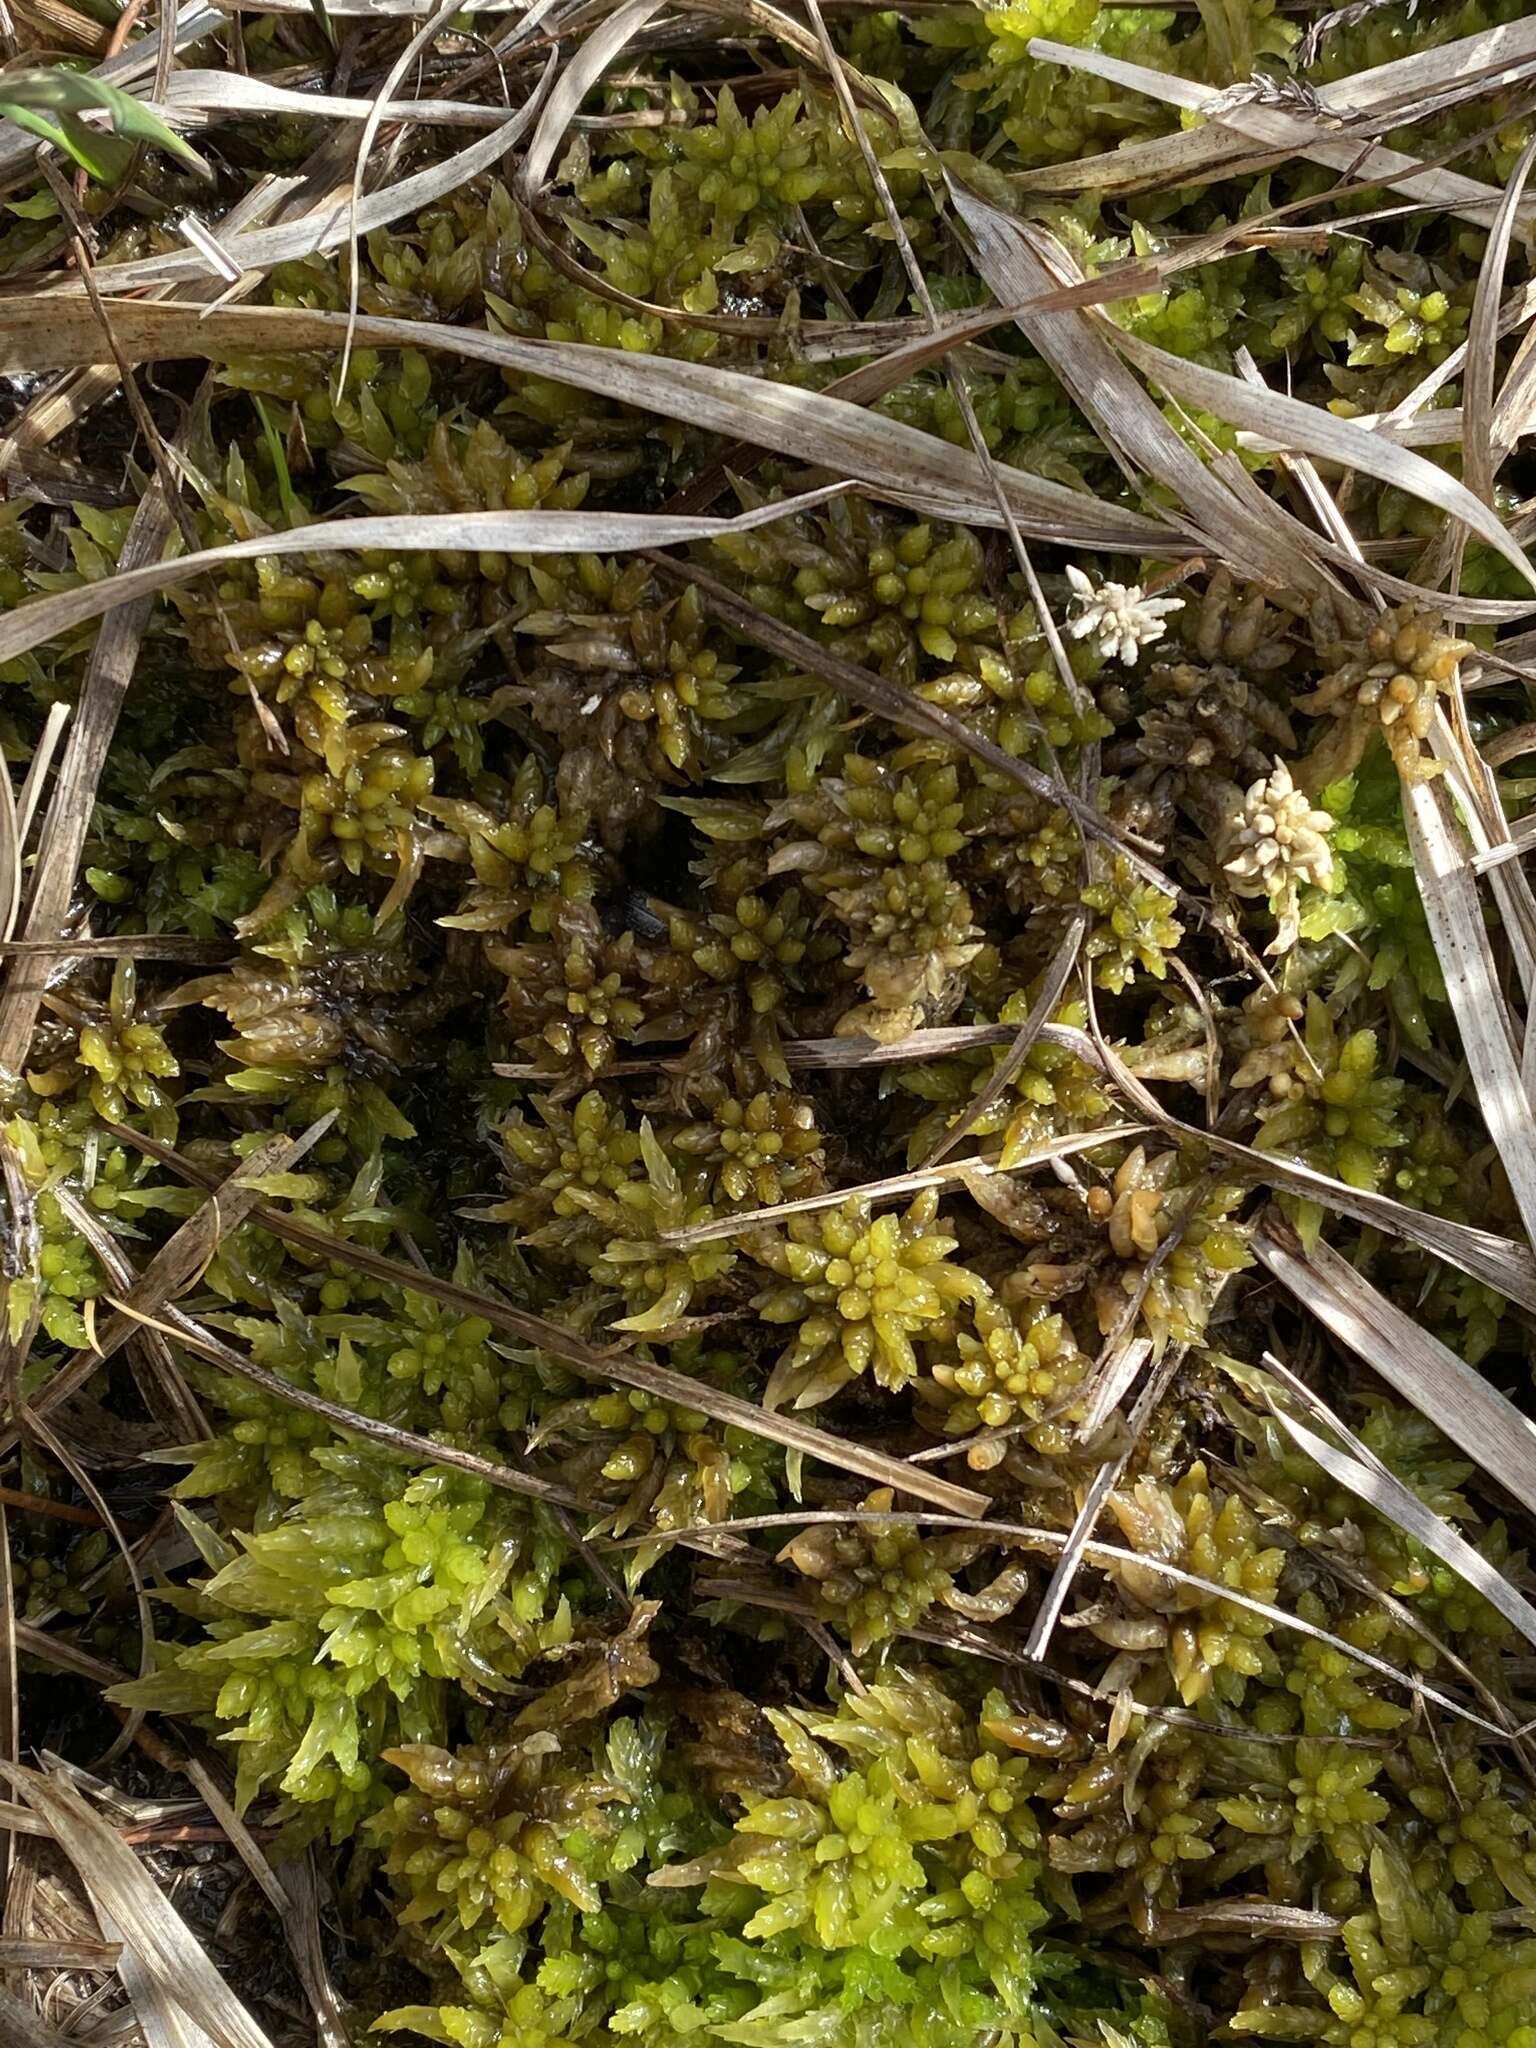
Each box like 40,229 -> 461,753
115,1459 -> 577,1828
749,1189 -> 986,1405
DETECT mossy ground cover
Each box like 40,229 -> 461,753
5,1 -> 1536,2044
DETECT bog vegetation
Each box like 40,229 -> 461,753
5,1 -> 1536,2046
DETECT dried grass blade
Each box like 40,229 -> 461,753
156,71 -> 509,125
0,490 -> 847,670
660,302 -> 1038,518
86,80 -> 550,290
1041,1018 -> 1536,1310
47,1187 -> 205,1446
273,1853 -> 348,2048
1383,277 -> 1536,436
0,936 -> 228,959
785,1026 -> 1020,1067
0,749 -> 20,956
0,482 -> 174,1077
1464,135 -> 1536,508
8,1115 -> 336,1448
1025,33 -> 1534,229
922,911 -> 1085,1169
336,0 -> 465,394
0,1938 -> 122,1969
180,1755 -> 289,1917
1106,327 -> 1536,590
780,1020 -> 1536,1301
0,174 -> 298,488
1010,118 -> 1277,200
109,1926 -> 223,2048
0,1762 -> 275,2048
1315,12 -> 1536,111
1426,711 -> 1536,1006
0,1986 -> 72,2048
1254,1220 -> 1536,1505
1310,408 -> 1467,451
1236,1142 -> 1536,1305
10,1623 -> 124,1686
613,1507 -> 1517,1737
810,303 -> 1033,404
19,1409 -> 155,1768
200,0 -> 509,11
13,702 -> 70,872
521,0 -> 667,192
161,1293 -> 987,1517
105,1113 -> 337,1337
1481,720 -> 1536,769
1018,9 -> 1536,201
0,1794 -> 56,1838
649,553 -> 1178,886
1494,314 -> 1536,458
1267,1399 -> 1536,1650
947,182 -> 1326,591
0,2 -> 222,189
1402,772 -> 1536,1246
101,1297 -> 587,1510
1413,136 -> 1536,597
0,670 -> 69,947
0,298 -> 1183,552
1232,344 -> 1375,579
1151,1903 -> 1343,1941
670,0 -> 861,84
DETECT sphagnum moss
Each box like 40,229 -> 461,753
7,2 -> 1536,2045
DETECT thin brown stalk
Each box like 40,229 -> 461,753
10,1623 -> 126,1687
0,1487 -> 100,1525
18,1409 -> 153,1770
180,1753 -> 290,1917
107,1290 -> 591,1511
